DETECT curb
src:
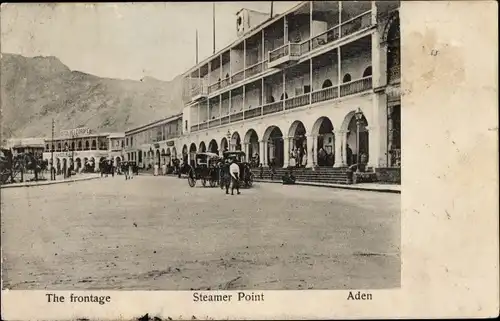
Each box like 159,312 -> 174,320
253,179 -> 401,194
0,176 -> 101,189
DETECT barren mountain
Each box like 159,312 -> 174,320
0,53 -> 184,140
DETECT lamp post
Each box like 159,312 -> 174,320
50,118 -> 55,180
354,108 -> 364,172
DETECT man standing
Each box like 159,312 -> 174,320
229,159 -> 240,195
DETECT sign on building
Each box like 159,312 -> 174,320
60,127 -> 91,138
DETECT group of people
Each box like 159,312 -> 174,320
289,147 -> 307,168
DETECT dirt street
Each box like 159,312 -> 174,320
1,176 -> 400,290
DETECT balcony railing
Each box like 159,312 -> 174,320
311,26 -> 340,51
268,42 -> 301,63
221,77 -> 231,89
231,70 -> 244,84
231,111 -> 244,122
340,11 -> 372,37
221,115 -> 230,125
263,101 -> 284,115
190,76 -> 372,131
245,60 -> 267,78
244,106 -> 262,120
285,93 -> 311,110
209,118 -> 221,128
311,86 -> 339,104
208,82 -> 221,94
387,65 -> 401,84
191,84 -> 208,99
340,76 -> 372,97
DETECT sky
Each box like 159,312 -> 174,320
1,2 -> 299,81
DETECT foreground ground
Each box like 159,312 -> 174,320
1,175 -> 400,290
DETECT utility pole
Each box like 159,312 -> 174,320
195,29 -> 199,64
213,2 -> 216,54
270,1 -> 274,18
51,118 -> 55,180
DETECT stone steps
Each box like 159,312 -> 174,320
250,167 -> 350,185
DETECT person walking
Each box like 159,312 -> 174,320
229,159 -> 240,195
128,162 -> 134,179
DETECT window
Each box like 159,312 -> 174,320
343,73 -> 351,83
322,79 -> 333,88
185,120 -> 188,131
304,85 -> 311,93
126,138 -> 129,146
46,144 -> 49,151
363,66 -> 372,77
85,141 -> 89,150
78,141 -> 82,150
280,93 -> 288,101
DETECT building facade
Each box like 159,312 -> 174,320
42,129 -> 125,173
176,1 -> 401,171
124,114 -> 183,168
5,138 -> 45,158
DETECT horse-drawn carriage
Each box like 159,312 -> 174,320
221,150 -> 254,188
187,152 -> 221,188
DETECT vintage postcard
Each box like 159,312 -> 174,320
0,1 -> 498,320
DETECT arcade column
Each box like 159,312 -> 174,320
305,134 -> 315,168
259,140 -> 267,167
282,136 -> 290,168
334,130 -> 348,167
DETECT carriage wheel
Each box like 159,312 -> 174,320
209,179 -> 216,187
201,178 -> 207,187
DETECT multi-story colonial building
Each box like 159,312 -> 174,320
42,129 -> 125,172
176,1 -> 401,172
124,113 -> 183,168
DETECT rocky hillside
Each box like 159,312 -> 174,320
0,53 -> 184,140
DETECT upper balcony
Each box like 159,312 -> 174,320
268,8 -> 373,69
186,2 -> 376,105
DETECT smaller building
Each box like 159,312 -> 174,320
124,114 -> 183,168
42,128 -> 125,173
5,138 -> 45,158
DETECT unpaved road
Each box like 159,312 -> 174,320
1,176 -> 400,290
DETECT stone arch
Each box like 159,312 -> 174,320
382,12 -> 400,43
199,141 -> 207,152
208,139 -> 218,154
244,129 -> 259,160
161,148 -> 166,165
263,125 -> 284,167
322,79 -> 333,88
312,116 -> 335,166
85,140 -> 89,150
363,66 -> 372,77
341,110 -> 369,165
189,143 -> 197,166
75,157 -> 81,172
343,73 -> 351,83
91,139 -> 96,150
230,132 -> 241,151
77,141 -> 82,150
220,137 -> 229,152
280,93 -> 288,101
288,121 -> 307,162
182,145 -> 188,162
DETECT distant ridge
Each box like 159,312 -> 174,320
0,53 -> 184,139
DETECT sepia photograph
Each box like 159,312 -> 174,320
1,1 -> 497,320
1,0 -> 401,292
